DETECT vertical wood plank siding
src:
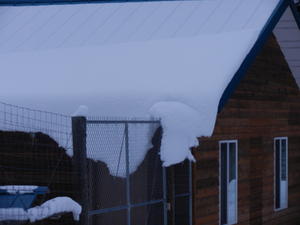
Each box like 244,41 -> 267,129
193,34 -> 300,225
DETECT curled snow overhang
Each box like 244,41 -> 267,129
0,0 -> 282,169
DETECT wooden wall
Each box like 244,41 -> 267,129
193,34 -> 300,225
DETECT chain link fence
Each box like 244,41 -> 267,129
0,101 -> 79,225
73,117 -> 193,225
0,101 -> 192,225
83,118 -> 166,225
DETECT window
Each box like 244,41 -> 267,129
219,140 -> 238,225
274,137 -> 288,210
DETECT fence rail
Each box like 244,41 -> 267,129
0,101 -> 77,225
73,117 -> 167,225
73,116 -> 193,225
0,101 -> 192,225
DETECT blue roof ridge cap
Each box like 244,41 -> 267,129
0,0 -> 184,6
217,0 -> 290,113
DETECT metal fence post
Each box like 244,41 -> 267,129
125,122 -> 131,225
163,167 -> 168,225
189,161 -> 193,225
72,116 -> 89,225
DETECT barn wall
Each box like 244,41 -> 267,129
193,34 -> 300,225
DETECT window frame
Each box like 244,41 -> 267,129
219,140 -> 238,225
274,137 -> 289,211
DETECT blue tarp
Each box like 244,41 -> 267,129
0,186 -> 48,209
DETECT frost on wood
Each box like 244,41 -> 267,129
0,197 -> 81,222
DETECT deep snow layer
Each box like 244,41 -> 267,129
0,30 -> 260,168
0,30 -> 260,120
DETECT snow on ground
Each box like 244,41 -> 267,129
27,197 -> 82,222
0,197 -> 81,222
0,186 -> 38,194
0,0 -> 280,172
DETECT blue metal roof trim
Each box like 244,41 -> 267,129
289,0 -> 300,29
217,0 -> 289,113
0,0 -> 187,6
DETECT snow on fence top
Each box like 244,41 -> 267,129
0,185 -> 38,194
0,0 -> 279,167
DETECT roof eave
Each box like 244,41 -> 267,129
0,0 -> 174,6
217,0 -> 290,113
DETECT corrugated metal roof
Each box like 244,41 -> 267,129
0,0 -> 279,53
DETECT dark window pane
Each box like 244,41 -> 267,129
220,143 -> 227,225
229,143 -> 236,182
275,139 -> 281,209
131,203 -> 164,225
174,196 -> 189,225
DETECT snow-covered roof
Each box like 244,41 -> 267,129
0,0 -> 280,115
0,0 -> 281,167
0,0 -> 279,53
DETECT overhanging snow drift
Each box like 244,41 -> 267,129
0,0 -> 280,172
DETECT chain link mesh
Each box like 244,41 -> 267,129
0,102 -> 78,225
85,119 -> 164,225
